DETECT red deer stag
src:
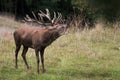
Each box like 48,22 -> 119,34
13,9 -> 67,73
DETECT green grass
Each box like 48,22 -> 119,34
0,16 -> 120,80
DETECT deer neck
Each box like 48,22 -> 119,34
49,29 -> 60,40
41,29 -> 60,47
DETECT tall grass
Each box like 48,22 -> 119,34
0,16 -> 120,80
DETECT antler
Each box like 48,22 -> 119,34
24,11 -> 43,25
24,8 -> 63,26
38,9 -> 63,25
54,12 -> 62,24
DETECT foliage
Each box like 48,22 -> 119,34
71,0 -> 95,28
89,0 -> 120,22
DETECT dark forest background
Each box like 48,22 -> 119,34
0,0 -> 120,27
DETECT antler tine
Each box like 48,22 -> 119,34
38,13 -> 44,23
45,8 -> 51,21
54,12 -> 62,24
24,12 -> 43,25
39,10 -> 46,17
32,11 -> 43,24
52,12 -> 56,24
58,12 -> 62,21
39,9 -> 51,21
32,11 -> 37,21
24,14 -> 34,22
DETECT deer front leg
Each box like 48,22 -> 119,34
35,49 -> 40,74
40,48 -> 46,73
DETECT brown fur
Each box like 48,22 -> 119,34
13,25 -> 66,73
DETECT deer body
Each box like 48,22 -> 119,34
14,8 -> 67,73
14,25 -> 66,73
14,27 -> 60,48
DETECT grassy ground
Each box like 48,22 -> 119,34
0,16 -> 120,80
